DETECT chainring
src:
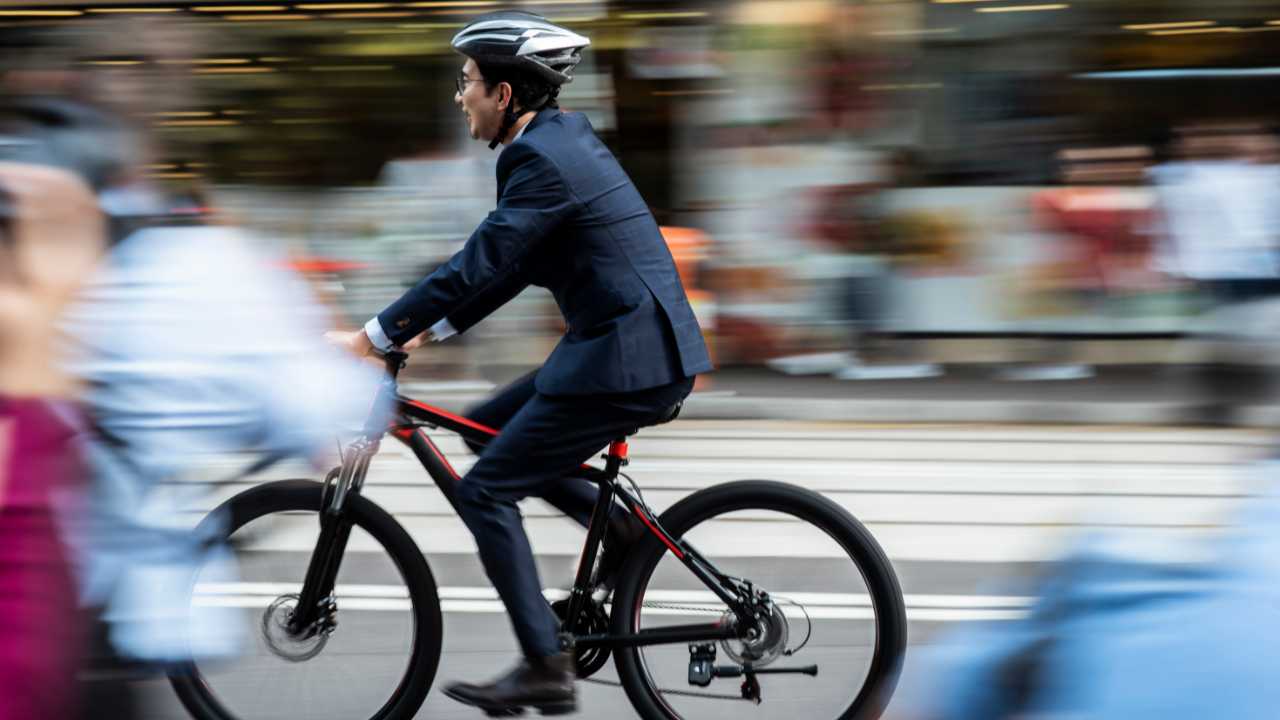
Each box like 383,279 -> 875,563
552,597 -> 612,678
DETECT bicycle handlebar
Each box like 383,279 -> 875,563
374,348 -> 409,380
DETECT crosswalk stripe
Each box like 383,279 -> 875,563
192,583 -> 1031,622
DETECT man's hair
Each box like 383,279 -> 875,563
476,61 -> 561,113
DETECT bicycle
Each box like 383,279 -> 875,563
169,350 -> 907,720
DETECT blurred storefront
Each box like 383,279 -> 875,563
3,1 -> 1279,371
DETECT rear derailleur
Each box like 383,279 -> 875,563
687,642 -> 818,704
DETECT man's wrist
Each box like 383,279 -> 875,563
354,329 -> 375,356
363,316 -> 395,352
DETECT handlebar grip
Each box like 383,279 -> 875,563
376,349 -> 409,378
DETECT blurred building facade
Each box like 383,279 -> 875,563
3,0 -> 1279,372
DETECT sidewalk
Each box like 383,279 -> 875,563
683,365 -> 1219,425
401,364 -> 1280,428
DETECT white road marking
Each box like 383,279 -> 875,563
192,583 -> 1031,623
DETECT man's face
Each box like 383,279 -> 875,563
455,58 -> 507,142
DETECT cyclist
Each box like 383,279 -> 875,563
330,10 -> 712,716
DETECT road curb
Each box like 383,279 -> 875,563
679,396 -> 1243,426
400,383 -> 1280,427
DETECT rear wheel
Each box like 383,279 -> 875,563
170,480 -> 443,720
611,480 -> 906,720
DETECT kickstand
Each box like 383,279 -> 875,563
740,670 -> 761,705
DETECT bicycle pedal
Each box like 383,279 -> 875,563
480,707 -> 525,718
536,701 -> 577,716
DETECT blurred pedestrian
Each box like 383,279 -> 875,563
0,161 -> 104,720
1149,123 -> 1280,424
901,460 -> 1280,720
0,18 -> 388,717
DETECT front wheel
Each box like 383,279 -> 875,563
169,480 -> 443,720
611,480 -> 906,720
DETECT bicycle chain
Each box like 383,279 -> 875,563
641,602 -> 724,614
578,599 -> 751,702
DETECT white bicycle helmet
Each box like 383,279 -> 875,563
451,11 -> 590,87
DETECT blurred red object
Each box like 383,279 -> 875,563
1031,187 -> 1157,293
0,401 -> 85,720
280,258 -> 370,274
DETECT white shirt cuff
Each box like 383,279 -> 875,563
429,317 -> 457,342
363,316 -> 395,351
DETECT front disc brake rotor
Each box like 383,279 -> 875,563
262,593 -> 330,662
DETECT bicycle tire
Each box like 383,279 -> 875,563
611,480 -> 906,720
169,479 -> 443,720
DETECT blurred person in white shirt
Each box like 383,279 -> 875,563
1149,123 -> 1280,424
0,20 -> 387,715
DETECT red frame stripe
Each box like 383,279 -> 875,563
398,395 -> 683,559
392,426 -> 460,481
634,506 -> 685,559
401,398 -> 499,436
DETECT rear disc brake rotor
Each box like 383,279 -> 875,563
720,602 -> 789,668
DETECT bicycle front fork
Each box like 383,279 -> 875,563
287,436 -> 378,636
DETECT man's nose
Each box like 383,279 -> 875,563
454,91 -> 463,106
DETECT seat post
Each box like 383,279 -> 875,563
604,437 -> 629,477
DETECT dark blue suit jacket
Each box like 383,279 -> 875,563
377,109 -> 713,395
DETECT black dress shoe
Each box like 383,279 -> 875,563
443,652 -> 576,716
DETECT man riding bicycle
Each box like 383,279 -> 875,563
332,10 -> 712,716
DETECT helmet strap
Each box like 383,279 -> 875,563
489,103 -> 520,150
487,85 -> 560,150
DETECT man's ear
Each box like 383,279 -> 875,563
498,82 -> 513,110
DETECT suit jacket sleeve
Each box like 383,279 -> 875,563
376,143 -> 575,345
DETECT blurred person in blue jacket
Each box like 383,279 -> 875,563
900,464 -> 1280,720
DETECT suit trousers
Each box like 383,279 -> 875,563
456,370 -> 693,658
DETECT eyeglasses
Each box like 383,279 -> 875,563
455,71 -> 482,95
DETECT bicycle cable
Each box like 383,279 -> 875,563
618,470 -> 652,517
774,596 -> 813,657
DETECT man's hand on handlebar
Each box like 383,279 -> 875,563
401,330 -> 429,351
324,329 -> 376,357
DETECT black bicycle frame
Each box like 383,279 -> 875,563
292,350 -> 754,647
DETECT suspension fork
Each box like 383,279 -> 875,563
287,436 -> 378,635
